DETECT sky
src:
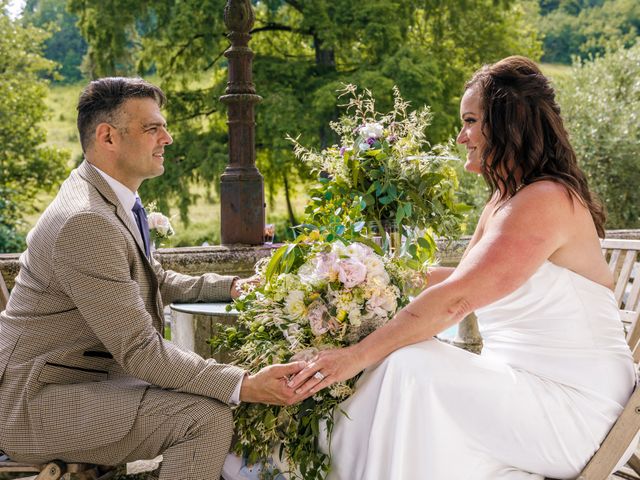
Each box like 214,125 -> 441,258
7,0 -> 25,18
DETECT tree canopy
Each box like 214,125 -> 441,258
558,42 -> 640,229
0,1 -> 69,252
64,0 -> 541,225
21,0 -> 88,82
537,0 -> 640,63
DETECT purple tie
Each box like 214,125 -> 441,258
132,196 -> 151,258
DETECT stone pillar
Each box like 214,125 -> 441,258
219,0 -> 264,245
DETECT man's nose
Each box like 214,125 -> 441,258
162,128 -> 173,145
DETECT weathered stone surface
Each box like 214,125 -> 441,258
3,229 -> 638,287
0,244 -> 278,289
153,244 -> 278,277
2,229 -> 639,355
0,253 -> 21,290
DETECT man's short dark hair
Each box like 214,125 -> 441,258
77,77 -> 166,153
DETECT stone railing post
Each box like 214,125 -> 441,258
436,238 -> 483,353
219,0 -> 264,245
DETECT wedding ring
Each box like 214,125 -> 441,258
313,371 -> 325,381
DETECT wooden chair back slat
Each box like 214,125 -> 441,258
628,275 -> 640,314
607,248 -> 621,271
622,307 -> 640,340
615,251 -> 637,306
601,239 -> 640,312
623,310 -> 640,363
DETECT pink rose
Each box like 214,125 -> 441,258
337,258 -> 367,288
307,301 -> 339,336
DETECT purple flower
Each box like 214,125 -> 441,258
339,146 -> 347,156
367,137 -> 376,146
386,135 -> 398,144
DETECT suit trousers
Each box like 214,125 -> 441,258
9,386 -> 234,480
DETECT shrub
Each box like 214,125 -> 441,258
557,43 -> 640,228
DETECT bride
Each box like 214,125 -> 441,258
287,56 -> 636,479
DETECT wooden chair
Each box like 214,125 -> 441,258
0,456 -> 115,479
575,239 -> 640,479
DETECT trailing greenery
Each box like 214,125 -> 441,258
557,43 -> 640,229
0,2 -> 69,253
212,233 -> 426,479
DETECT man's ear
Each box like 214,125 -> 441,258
95,123 -> 117,150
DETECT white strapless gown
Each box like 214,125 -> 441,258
321,261 -> 637,479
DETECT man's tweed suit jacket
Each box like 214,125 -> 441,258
0,160 -> 245,456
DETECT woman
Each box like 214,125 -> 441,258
289,56 -> 636,479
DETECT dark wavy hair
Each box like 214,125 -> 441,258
465,56 -> 606,237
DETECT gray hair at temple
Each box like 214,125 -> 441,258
76,77 -> 166,153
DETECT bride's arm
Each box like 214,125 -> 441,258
289,182 -> 574,394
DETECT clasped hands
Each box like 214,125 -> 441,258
238,345 -> 364,406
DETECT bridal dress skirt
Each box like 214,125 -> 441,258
321,339 -> 631,480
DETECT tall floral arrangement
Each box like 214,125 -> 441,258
213,86 -> 465,479
290,84 -> 466,264
212,231 -> 425,479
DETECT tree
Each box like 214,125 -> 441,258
68,0 -> 541,230
0,2 -> 69,252
22,0 -> 88,83
538,0 -> 640,64
557,43 -> 640,229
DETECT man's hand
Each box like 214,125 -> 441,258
239,361 -> 310,405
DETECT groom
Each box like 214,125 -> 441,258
0,77 -> 307,479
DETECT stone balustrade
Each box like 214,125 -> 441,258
1,229 -> 639,353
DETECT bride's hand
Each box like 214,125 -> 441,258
287,345 -> 365,395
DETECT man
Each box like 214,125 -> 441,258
0,77 -> 307,479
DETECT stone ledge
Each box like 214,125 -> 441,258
1,229 -> 639,289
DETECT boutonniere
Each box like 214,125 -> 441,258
147,203 -> 175,248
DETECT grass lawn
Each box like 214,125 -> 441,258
540,62 -> 573,84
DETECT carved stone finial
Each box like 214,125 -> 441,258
223,0 -> 255,34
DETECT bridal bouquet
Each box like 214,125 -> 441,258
212,231 -> 424,479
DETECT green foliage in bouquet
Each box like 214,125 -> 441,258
289,85 -> 467,264
212,230 -> 425,479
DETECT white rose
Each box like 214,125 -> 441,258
284,290 -> 306,319
363,256 -> 389,285
346,242 -> 373,262
148,212 -> 173,236
367,287 -> 397,316
359,122 -> 384,139
348,308 -> 362,327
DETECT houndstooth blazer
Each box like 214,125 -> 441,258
0,161 -> 245,455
